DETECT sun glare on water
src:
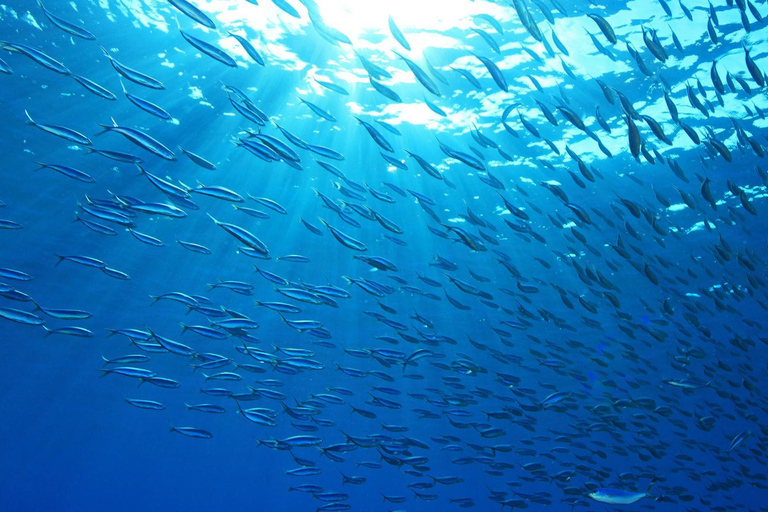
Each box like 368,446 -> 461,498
312,0 -> 501,51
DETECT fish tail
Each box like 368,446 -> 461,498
24,109 -> 34,125
42,326 -> 51,337
93,124 -> 112,137
53,254 -> 65,266
101,356 -> 110,366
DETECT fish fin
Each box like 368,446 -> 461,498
93,123 -> 114,137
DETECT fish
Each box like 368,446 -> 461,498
37,1 -> 96,40
125,399 -> 165,410
119,79 -> 172,120
0,41 -> 70,74
100,46 -> 164,89
170,426 -> 213,439
179,147 -> 216,170
473,53 -> 507,91
388,16 -> 410,51
393,52 -> 441,96
96,120 -> 175,160
169,0 -> 216,29
207,213 -> 269,256
34,162 -> 95,183
585,13 -> 617,44
69,73 -> 117,101
176,18 -> 237,68
25,110 -> 91,145
298,97 -> 336,122
588,480 -> 656,505
5,4 -> 768,511
0,307 -> 45,325
314,77 -> 348,95
353,117 -> 393,152
319,218 -> 367,251
229,31 -> 265,66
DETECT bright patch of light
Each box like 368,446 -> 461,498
317,0 -> 501,52
22,12 -> 41,30
188,86 -> 204,100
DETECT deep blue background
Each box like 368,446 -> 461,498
1,0 -> 768,510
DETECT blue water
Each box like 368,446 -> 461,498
1,0 -> 768,510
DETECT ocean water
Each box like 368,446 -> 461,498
1,0 -> 768,510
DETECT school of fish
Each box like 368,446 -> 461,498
1,0 -> 768,510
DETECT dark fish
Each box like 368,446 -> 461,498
170,426 -> 213,439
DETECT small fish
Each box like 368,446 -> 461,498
0,307 -> 44,325
125,399 -> 164,410
38,0 -> 96,40
100,46 -> 164,89
96,120 -> 175,160
34,162 -> 94,183
169,0 -> 216,29
319,218 -> 367,251
170,426 -> 213,439
388,16 -> 410,51
25,110 -> 91,145
176,18 -> 237,68
0,41 -> 69,74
